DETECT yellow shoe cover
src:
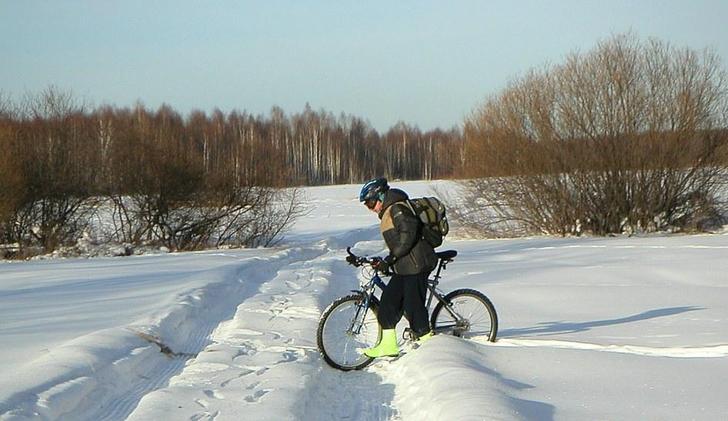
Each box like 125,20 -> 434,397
417,331 -> 434,343
364,329 -> 399,357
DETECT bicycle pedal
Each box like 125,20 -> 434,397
402,328 -> 417,342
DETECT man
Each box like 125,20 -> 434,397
357,177 -> 437,357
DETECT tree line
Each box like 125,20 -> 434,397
0,91 -> 463,257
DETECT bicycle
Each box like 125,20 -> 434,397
317,247 -> 498,371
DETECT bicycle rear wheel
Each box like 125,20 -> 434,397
317,294 -> 381,371
431,288 -> 498,342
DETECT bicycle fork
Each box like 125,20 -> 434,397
348,294 -> 372,335
349,275 -> 385,336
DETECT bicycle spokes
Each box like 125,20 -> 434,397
318,295 -> 381,371
431,289 -> 498,341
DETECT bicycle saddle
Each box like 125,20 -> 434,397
436,250 -> 457,260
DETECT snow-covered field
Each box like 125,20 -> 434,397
1,181 -> 727,420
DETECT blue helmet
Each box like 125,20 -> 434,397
359,177 -> 389,202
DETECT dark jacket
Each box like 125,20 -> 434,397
378,188 -> 438,275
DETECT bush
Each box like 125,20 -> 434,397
460,33 -> 728,236
1,90 -> 307,258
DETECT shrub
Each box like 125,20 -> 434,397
460,33 -> 728,236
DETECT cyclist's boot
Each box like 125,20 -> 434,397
364,329 -> 399,358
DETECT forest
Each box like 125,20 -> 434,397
0,91 -> 462,256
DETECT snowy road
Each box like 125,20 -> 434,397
2,181 -> 728,420
127,242 -> 402,421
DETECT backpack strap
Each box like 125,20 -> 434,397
402,199 -> 415,217
399,199 -> 427,241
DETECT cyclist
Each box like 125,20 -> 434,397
357,177 -> 438,357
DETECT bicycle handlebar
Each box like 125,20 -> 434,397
346,247 -> 392,270
345,247 -> 372,267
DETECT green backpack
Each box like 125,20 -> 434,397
404,197 -> 449,247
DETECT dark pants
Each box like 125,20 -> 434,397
377,272 -> 430,336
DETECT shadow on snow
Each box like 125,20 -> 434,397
499,306 -> 704,338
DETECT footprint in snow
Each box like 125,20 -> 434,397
204,389 -> 224,400
190,410 -> 220,421
278,350 -> 298,363
285,280 -> 304,290
244,389 -> 270,403
220,369 -> 254,387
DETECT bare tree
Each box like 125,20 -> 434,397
460,33 -> 728,236
0,96 -> 22,253
3,87 -> 100,253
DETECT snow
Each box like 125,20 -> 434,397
1,180 -> 727,420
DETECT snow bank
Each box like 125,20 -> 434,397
375,335 -> 552,420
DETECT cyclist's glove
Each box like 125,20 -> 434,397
372,255 -> 394,274
371,257 -> 386,272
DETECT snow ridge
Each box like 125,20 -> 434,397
371,335 -> 554,421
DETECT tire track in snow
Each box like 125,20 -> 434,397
524,244 -> 728,251
298,366 -> 400,421
127,244 -> 403,421
126,246 -> 333,421
97,349 -> 190,421
296,252 -> 401,421
490,338 -> 728,358
3,247 -> 322,421
96,317 -> 217,421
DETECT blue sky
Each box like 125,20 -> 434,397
2,1 -> 727,132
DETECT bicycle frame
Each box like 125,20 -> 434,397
345,248 -> 465,337
425,255 -> 466,331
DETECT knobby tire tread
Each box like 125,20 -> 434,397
430,288 -> 498,342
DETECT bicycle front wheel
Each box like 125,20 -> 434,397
431,288 -> 498,342
317,294 -> 381,371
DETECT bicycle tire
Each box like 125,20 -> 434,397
430,288 -> 498,342
317,294 -> 381,371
